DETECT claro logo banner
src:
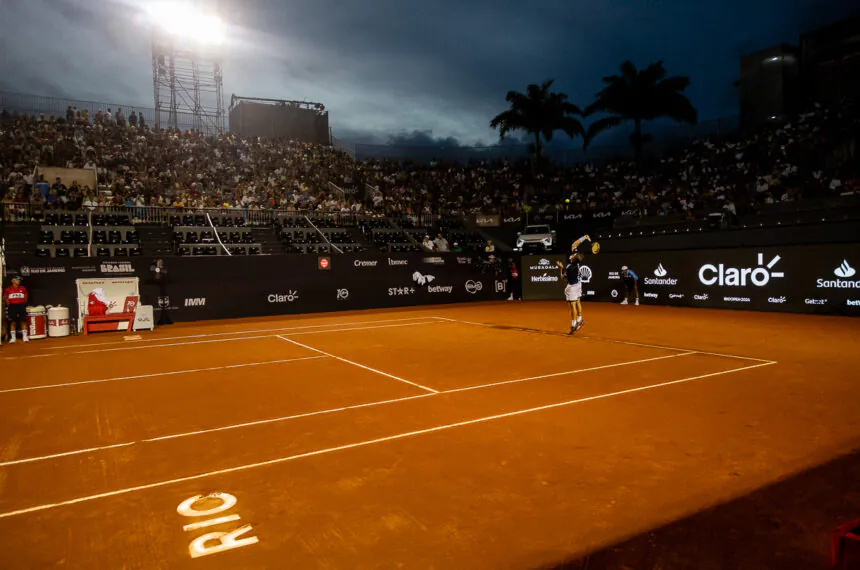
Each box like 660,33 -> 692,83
698,253 -> 784,287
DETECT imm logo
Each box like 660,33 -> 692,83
184,298 -> 206,307
699,253 -> 784,287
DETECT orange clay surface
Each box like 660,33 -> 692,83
0,301 -> 858,569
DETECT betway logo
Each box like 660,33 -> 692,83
644,262 -> 678,286
818,260 -> 860,288
428,285 -> 453,293
643,292 -> 658,299
847,300 -> 860,307
184,298 -> 206,307
699,253 -> 784,287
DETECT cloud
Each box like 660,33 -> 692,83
1,0 -> 858,146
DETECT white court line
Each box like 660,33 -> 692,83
3,320 -> 441,360
41,316 -> 436,351
0,361 -> 775,520
0,351 -> 699,467
438,317 -> 775,364
277,335 -> 439,394
0,356 -> 327,396
444,351 -> 698,393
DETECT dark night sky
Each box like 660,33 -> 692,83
0,0 -> 856,147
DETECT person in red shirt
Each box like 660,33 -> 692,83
3,276 -> 29,343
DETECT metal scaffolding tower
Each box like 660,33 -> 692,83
151,36 -> 225,134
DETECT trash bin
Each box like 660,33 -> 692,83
26,306 -> 47,340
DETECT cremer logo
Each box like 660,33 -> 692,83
353,260 -> 378,267
699,253 -> 784,287
268,291 -> 299,303
817,260 -> 860,288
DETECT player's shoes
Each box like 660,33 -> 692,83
9,336 -> 16,344
620,299 -> 628,305
634,299 -> 639,306
569,326 -> 576,335
575,320 -> 584,332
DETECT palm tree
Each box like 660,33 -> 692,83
490,80 -> 584,164
584,61 -> 697,160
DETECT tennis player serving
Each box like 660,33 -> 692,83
556,236 -> 590,334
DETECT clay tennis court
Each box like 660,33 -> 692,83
0,301 -> 858,569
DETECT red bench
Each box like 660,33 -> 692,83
83,296 -> 139,335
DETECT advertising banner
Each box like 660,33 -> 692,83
522,244 -> 860,316
474,214 -> 501,227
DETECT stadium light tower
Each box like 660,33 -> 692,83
148,2 -> 226,134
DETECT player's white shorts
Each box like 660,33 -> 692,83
564,283 -> 582,302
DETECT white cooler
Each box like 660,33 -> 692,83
47,306 -> 71,337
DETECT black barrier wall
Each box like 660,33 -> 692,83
5,253 -> 511,323
522,244 -> 860,316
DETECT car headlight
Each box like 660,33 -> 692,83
542,238 -> 552,246
516,239 -> 524,247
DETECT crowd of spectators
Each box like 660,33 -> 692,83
1,100 -> 857,222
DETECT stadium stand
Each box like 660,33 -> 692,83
1,99 -> 858,256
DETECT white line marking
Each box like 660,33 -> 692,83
440,317 -> 775,363
41,317 -> 435,350
277,335 -> 439,394
4,320 -> 441,360
0,361 -> 775,519
183,514 -> 242,531
444,352 -> 698,393
0,356 -> 327,396
0,351 -> 716,468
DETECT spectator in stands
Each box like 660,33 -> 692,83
116,108 -> 125,127
33,175 -> 50,201
485,240 -> 495,253
129,109 -> 138,128
421,235 -> 435,251
433,232 -> 449,252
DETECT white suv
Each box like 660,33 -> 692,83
515,225 -> 556,252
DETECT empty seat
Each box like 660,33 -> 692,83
249,247 -> 260,255
200,230 -> 214,243
45,214 -> 59,225
242,231 -> 253,244
113,247 -> 128,256
182,215 -> 194,226
172,231 -> 183,243
169,215 -> 181,227
92,214 -> 106,226
96,247 -> 110,257
74,214 -> 87,226
93,230 -> 107,244
74,247 -> 88,257
60,230 -> 73,244
222,217 -> 234,227
55,247 -> 70,257
229,232 -> 240,243
60,214 -> 73,226
129,247 -> 141,256
35,248 -> 51,257
185,231 -> 199,243
192,247 -> 205,256
74,231 -> 88,244
39,231 -> 54,244
108,230 -> 122,244
206,246 -> 217,256
194,215 -> 206,226
105,215 -> 117,226
125,231 -> 139,243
